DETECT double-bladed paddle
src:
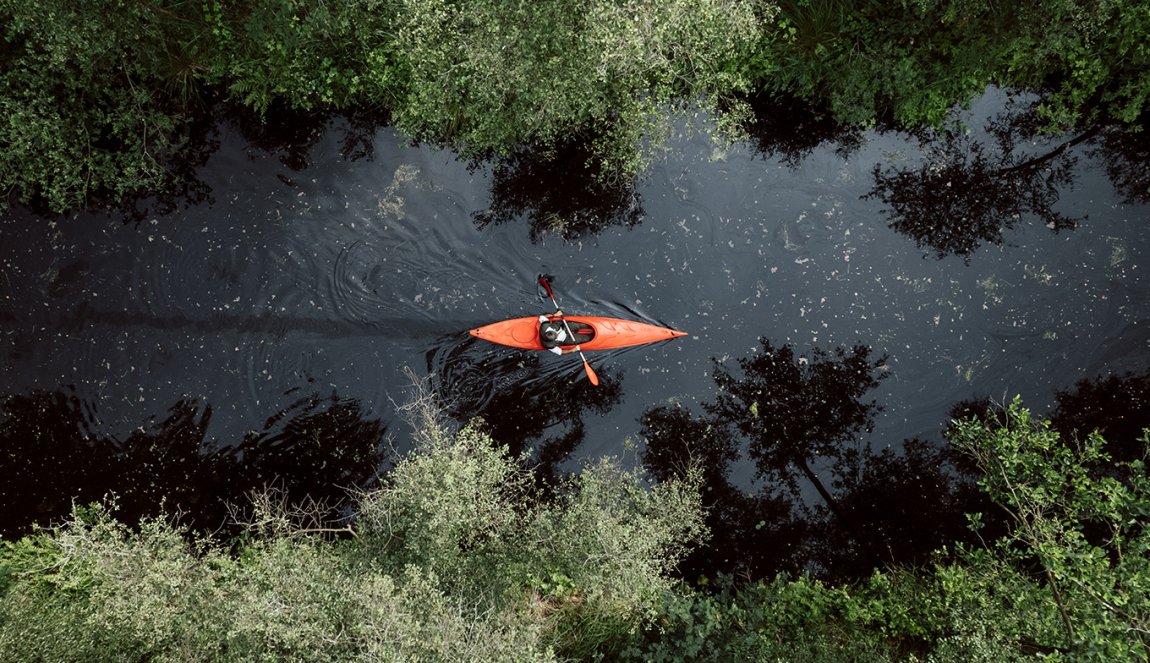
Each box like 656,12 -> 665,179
538,275 -> 600,386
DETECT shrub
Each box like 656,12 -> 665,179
0,401 -> 704,660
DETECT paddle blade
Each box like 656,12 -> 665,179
538,275 -> 556,302
582,358 -> 600,386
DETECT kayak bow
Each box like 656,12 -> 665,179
469,316 -> 686,351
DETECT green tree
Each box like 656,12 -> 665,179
754,0 -> 1010,127
753,0 -> 1150,131
949,399 -> 1150,660
0,388 -> 705,660
629,398 -> 1150,662
997,0 -> 1150,129
387,0 -> 764,177
208,0 -> 404,113
6,0 -> 1150,215
0,0 -> 203,212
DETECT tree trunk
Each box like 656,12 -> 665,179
995,126 -> 1102,177
796,459 -> 841,518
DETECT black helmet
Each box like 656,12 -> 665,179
543,327 -> 558,341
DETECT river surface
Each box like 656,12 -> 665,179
2,90 -> 1149,503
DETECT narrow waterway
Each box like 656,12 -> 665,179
2,90 -> 1148,530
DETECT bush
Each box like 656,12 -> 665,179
0,405 -> 704,660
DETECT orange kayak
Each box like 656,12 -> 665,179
469,315 -> 687,351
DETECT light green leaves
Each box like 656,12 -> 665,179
389,0 -> 763,177
0,414 -> 703,661
949,398 -> 1150,660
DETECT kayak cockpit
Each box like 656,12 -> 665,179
540,319 -> 595,349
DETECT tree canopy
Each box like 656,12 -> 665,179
3,0 -> 1149,213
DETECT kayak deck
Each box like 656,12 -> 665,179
469,315 -> 686,351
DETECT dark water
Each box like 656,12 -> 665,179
2,90 -> 1149,540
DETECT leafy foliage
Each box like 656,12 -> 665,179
949,399 -> 1150,660
623,567 -> 1060,662
754,0 -> 1010,127
0,0 -> 195,212
4,0 -> 1150,213
3,393 -> 1148,660
755,0 -> 1150,131
0,403 -> 704,660
629,397 -> 1150,662
387,0 -> 763,176
997,0 -> 1150,129
208,0 -> 403,113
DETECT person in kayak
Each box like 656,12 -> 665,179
539,312 -> 571,354
538,311 -> 593,354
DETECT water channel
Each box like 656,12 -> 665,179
2,89 -> 1149,545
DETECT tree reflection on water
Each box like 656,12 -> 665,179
1096,125 -> 1150,205
112,103 -> 389,223
866,99 -> 1105,261
473,138 -> 644,243
0,388 -> 386,539
815,437 -> 986,580
1049,369 -> 1150,468
707,340 -> 888,513
740,92 -> 866,167
646,339 -> 1150,583
641,402 -> 808,580
431,338 -> 624,488
641,339 -> 987,582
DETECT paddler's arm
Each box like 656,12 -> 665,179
548,344 -> 580,356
